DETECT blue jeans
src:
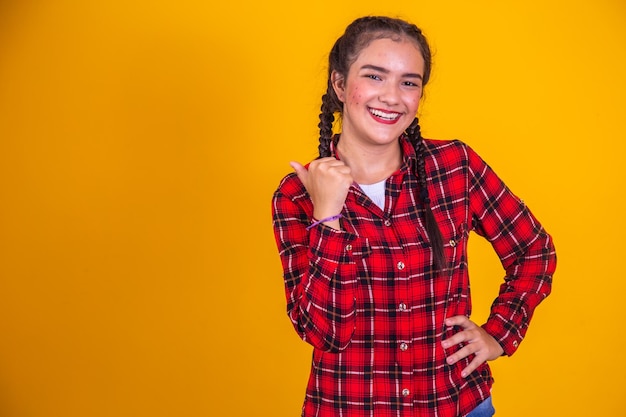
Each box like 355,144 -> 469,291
466,397 -> 495,417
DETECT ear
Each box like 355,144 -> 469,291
330,70 -> 346,103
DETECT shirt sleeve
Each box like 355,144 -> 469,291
465,143 -> 557,356
272,176 -> 359,352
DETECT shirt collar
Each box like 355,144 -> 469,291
399,134 -> 418,172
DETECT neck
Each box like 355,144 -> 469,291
336,137 -> 402,185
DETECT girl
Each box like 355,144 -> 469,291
272,16 -> 556,417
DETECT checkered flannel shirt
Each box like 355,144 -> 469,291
272,138 -> 556,417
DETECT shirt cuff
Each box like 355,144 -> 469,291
308,223 -> 358,264
481,319 -> 522,356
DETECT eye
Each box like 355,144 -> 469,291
402,81 -> 422,88
365,74 -> 382,81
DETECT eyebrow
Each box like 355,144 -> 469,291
360,64 -> 423,79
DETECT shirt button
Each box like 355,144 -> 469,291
399,342 -> 408,351
449,239 -> 456,247
402,388 -> 410,397
397,261 -> 405,270
345,244 -> 352,251
384,219 -> 391,227
512,340 -> 519,348
398,303 -> 407,312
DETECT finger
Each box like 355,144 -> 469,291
445,343 -> 476,365
311,160 -> 353,184
441,330 -> 470,349
445,315 -> 476,330
314,159 -> 351,174
461,354 -> 486,378
308,157 -> 340,169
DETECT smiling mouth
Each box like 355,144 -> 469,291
369,108 -> 402,121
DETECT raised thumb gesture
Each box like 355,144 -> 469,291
290,158 -> 353,229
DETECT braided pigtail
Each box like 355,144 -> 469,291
317,85 -> 336,158
407,118 -> 446,272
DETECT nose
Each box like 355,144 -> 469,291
379,82 -> 400,105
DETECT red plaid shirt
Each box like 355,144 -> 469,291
272,138 -> 556,417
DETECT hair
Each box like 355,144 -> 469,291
317,16 -> 445,272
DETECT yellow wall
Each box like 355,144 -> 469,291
0,1 -> 624,416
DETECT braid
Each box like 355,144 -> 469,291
317,77 -> 340,158
317,89 -> 335,158
407,118 -> 446,272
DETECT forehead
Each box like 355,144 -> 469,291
351,38 -> 425,74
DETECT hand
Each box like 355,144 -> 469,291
290,158 -> 353,224
441,315 -> 504,378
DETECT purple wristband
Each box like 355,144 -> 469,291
305,214 -> 343,231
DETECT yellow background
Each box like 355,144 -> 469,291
0,1 -> 624,416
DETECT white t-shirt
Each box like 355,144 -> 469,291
358,179 -> 386,210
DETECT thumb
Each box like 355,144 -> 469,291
289,161 -> 308,185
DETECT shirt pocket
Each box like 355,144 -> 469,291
348,237 -> 372,281
348,236 -> 372,259
440,220 -> 471,314
441,220 -> 469,268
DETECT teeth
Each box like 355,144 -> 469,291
370,108 -> 400,120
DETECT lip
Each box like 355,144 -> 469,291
368,107 -> 402,125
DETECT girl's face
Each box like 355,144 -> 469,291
332,37 -> 425,149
